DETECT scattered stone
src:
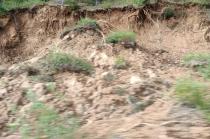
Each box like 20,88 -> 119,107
75,104 -> 85,115
0,89 -> 7,99
120,41 -> 137,50
32,83 -> 47,97
0,66 -> 7,77
0,113 -> 8,129
146,69 -> 156,78
130,99 -> 154,113
21,81 -> 31,90
19,102 -> 33,116
129,75 -> 142,84
24,66 -> 40,76
103,72 -> 115,83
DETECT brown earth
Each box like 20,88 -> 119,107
0,3 -> 210,139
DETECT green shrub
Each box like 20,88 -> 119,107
9,90 -> 79,139
46,52 -> 94,74
175,79 -> 208,107
114,56 -> 128,69
162,7 -> 175,19
103,73 -> 115,82
112,86 -> 127,96
76,18 -> 99,29
20,102 -> 78,139
64,0 -> 79,10
100,1 -> 112,8
133,0 -> 146,6
184,53 -> 210,64
198,65 -> 210,79
79,0 -> 95,5
0,5 -> 7,15
175,78 -> 210,121
0,0 -> 45,12
187,0 -> 210,5
45,82 -> 56,92
106,31 -> 136,44
99,0 -> 146,8
183,53 -> 210,79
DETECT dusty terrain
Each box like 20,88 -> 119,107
0,3 -> 210,139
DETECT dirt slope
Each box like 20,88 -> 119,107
0,3 -> 210,139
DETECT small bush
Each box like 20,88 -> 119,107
79,0 -> 95,5
161,7 -> 175,19
99,0 -> 146,8
76,18 -> 99,29
112,86 -> 127,96
114,56 -> 128,69
198,65 -> 210,79
45,82 -> 56,92
20,102 -> 78,139
106,31 -> 136,44
9,90 -> 79,139
65,0 -> 79,10
0,0 -> 45,12
100,1 -> 112,8
103,73 -> 115,82
133,0 -> 146,6
175,79 -> 208,107
188,0 -> 210,5
175,78 -> 210,121
0,5 -> 7,15
183,53 -> 210,79
46,52 -> 94,74
183,53 -> 210,65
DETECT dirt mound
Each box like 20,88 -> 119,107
0,2 -> 210,139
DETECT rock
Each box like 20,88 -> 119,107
0,89 -> 7,99
102,72 -> 115,82
21,81 -> 31,90
75,104 -> 85,115
120,41 -> 137,50
129,75 -> 142,84
60,29 -> 71,39
0,65 -> 7,77
130,99 -> 154,113
8,64 -> 24,76
0,17 -> 10,28
38,94 -> 53,102
146,69 -> 156,78
89,50 -> 97,61
32,83 -> 47,97
90,52 -> 112,67
64,111 -> 75,117
24,66 -> 40,76
204,27 -> 210,42
19,103 -> 33,116
0,113 -> 8,129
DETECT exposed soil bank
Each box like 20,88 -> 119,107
0,2 -> 210,139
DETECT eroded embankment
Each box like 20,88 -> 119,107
0,5 -> 140,63
0,2 -> 210,139
1,2 -> 208,64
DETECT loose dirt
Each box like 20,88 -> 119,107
0,2 -> 210,139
